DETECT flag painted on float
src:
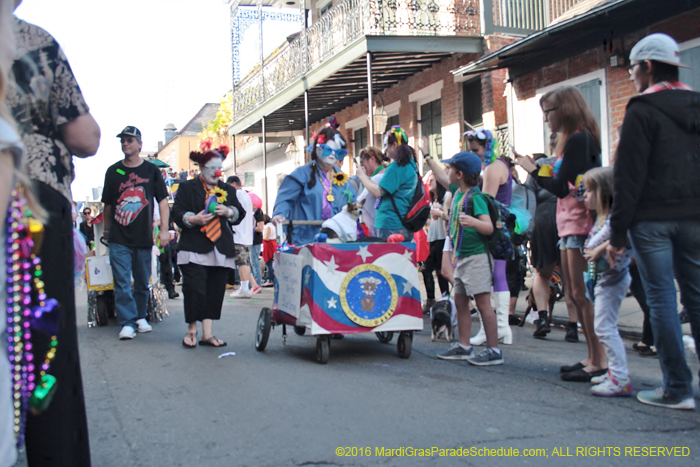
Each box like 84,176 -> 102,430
275,243 -> 423,334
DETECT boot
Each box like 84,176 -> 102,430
494,291 -> 513,345
533,310 -> 550,338
470,292 -> 512,345
469,311 -> 487,345
565,321 -> 579,342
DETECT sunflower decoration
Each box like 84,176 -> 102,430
332,171 -> 349,187
206,185 -> 228,203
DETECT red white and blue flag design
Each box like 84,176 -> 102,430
274,243 -> 423,334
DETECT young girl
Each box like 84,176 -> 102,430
582,167 -> 633,396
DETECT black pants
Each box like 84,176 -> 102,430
629,262 -> 653,346
506,247 -> 525,298
422,239 -> 449,300
181,263 -> 229,323
25,182 -> 91,467
159,244 -> 174,292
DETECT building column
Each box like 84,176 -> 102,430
262,116 -> 268,214
366,52 -> 374,147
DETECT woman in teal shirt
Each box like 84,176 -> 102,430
356,126 -> 417,241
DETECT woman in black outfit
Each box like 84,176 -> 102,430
172,144 -> 245,348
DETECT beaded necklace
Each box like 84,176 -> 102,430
450,187 -> 475,267
4,185 -> 59,446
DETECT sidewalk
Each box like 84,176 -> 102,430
419,271 -> 693,342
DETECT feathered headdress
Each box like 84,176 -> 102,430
390,125 -> 408,145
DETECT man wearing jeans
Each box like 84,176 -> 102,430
102,126 -> 170,340
608,33 -> 700,410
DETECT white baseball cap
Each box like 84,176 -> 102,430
629,33 -> 692,69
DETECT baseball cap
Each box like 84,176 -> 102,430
629,33 -> 692,69
440,151 -> 482,176
116,126 -> 142,140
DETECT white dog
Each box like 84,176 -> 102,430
320,202 -> 362,243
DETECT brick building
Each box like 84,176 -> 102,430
453,0 -> 700,165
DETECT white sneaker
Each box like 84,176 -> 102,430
230,289 -> 252,299
136,318 -> 152,333
119,326 -> 136,340
590,370 -> 610,385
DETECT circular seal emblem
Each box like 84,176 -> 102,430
339,264 -> 398,327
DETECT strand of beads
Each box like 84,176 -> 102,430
4,186 -> 57,446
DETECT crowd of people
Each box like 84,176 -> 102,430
0,3 -> 699,464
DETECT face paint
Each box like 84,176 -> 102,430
201,157 -> 223,185
316,139 -> 348,166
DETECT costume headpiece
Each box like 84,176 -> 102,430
190,138 -> 229,166
463,128 -> 500,166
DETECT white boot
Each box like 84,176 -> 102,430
469,310 -> 486,345
495,291 -> 513,345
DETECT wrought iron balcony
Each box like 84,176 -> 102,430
232,0 -> 481,122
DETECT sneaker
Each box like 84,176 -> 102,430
590,370 -> 610,385
591,374 -> 633,397
437,343 -> 473,360
168,290 -> 180,299
637,388 -> 696,410
136,318 -> 152,333
251,286 -> 262,295
119,326 -> 136,340
230,289 -> 252,299
468,348 -> 504,366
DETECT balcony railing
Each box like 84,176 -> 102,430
483,0 -> 584,34
233,0 -> 480,122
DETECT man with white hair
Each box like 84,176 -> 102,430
608,33 -> 700,410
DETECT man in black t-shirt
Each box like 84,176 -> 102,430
102,126 -> 169,340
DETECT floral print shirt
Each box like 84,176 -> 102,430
6,17 -> 90,201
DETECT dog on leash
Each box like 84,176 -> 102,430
430,298 -> 454,342
518,284 -> 556,327
320,201 -> 362,243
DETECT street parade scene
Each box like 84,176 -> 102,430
1,0 -> 700,466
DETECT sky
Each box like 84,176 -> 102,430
15,0 -> 234,201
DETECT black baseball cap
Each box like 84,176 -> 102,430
117,126 -> 142,141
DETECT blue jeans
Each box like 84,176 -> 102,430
249,243 -> 262,286
375,228 -> 413,242
629,219 -> 700,398
109,243 -> 152,329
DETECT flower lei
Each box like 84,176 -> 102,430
5,185 -> 60,446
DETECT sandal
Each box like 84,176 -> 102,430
182,331 -> 197,348
632,343 -> 651,353
200,336 -> 227,347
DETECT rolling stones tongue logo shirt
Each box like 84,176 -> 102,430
101,161 -> 168,248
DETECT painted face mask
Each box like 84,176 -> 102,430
315,139 -> 348,166
201,157 -> 223,185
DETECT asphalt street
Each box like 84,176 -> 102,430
61,285 -> 700,467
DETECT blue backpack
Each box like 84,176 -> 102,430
466,192 -> 515,261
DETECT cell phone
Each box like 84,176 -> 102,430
354,156 -> 361,167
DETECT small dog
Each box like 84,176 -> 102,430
430,298 -> 454,342
321,201 -> 362,243
519,284 -> 557,327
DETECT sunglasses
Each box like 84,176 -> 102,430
464,129 -> 488,140
318,144 -> 348,160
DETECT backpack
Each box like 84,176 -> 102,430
466,192 -> 515,261
385,166 -> 431,233
510,180 -> 536,245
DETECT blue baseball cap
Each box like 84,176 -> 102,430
440,151 -> 482,176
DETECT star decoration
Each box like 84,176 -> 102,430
402,249 -> 413,261
304,270 -> 311,286
402,280 -> 413,295
327,297 -> 337,309
324,256 -> 339,273
356,245 -> 373,263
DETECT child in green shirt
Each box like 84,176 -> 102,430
436,152 -> 503,366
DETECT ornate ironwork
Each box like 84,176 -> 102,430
233,0 -> 480,121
